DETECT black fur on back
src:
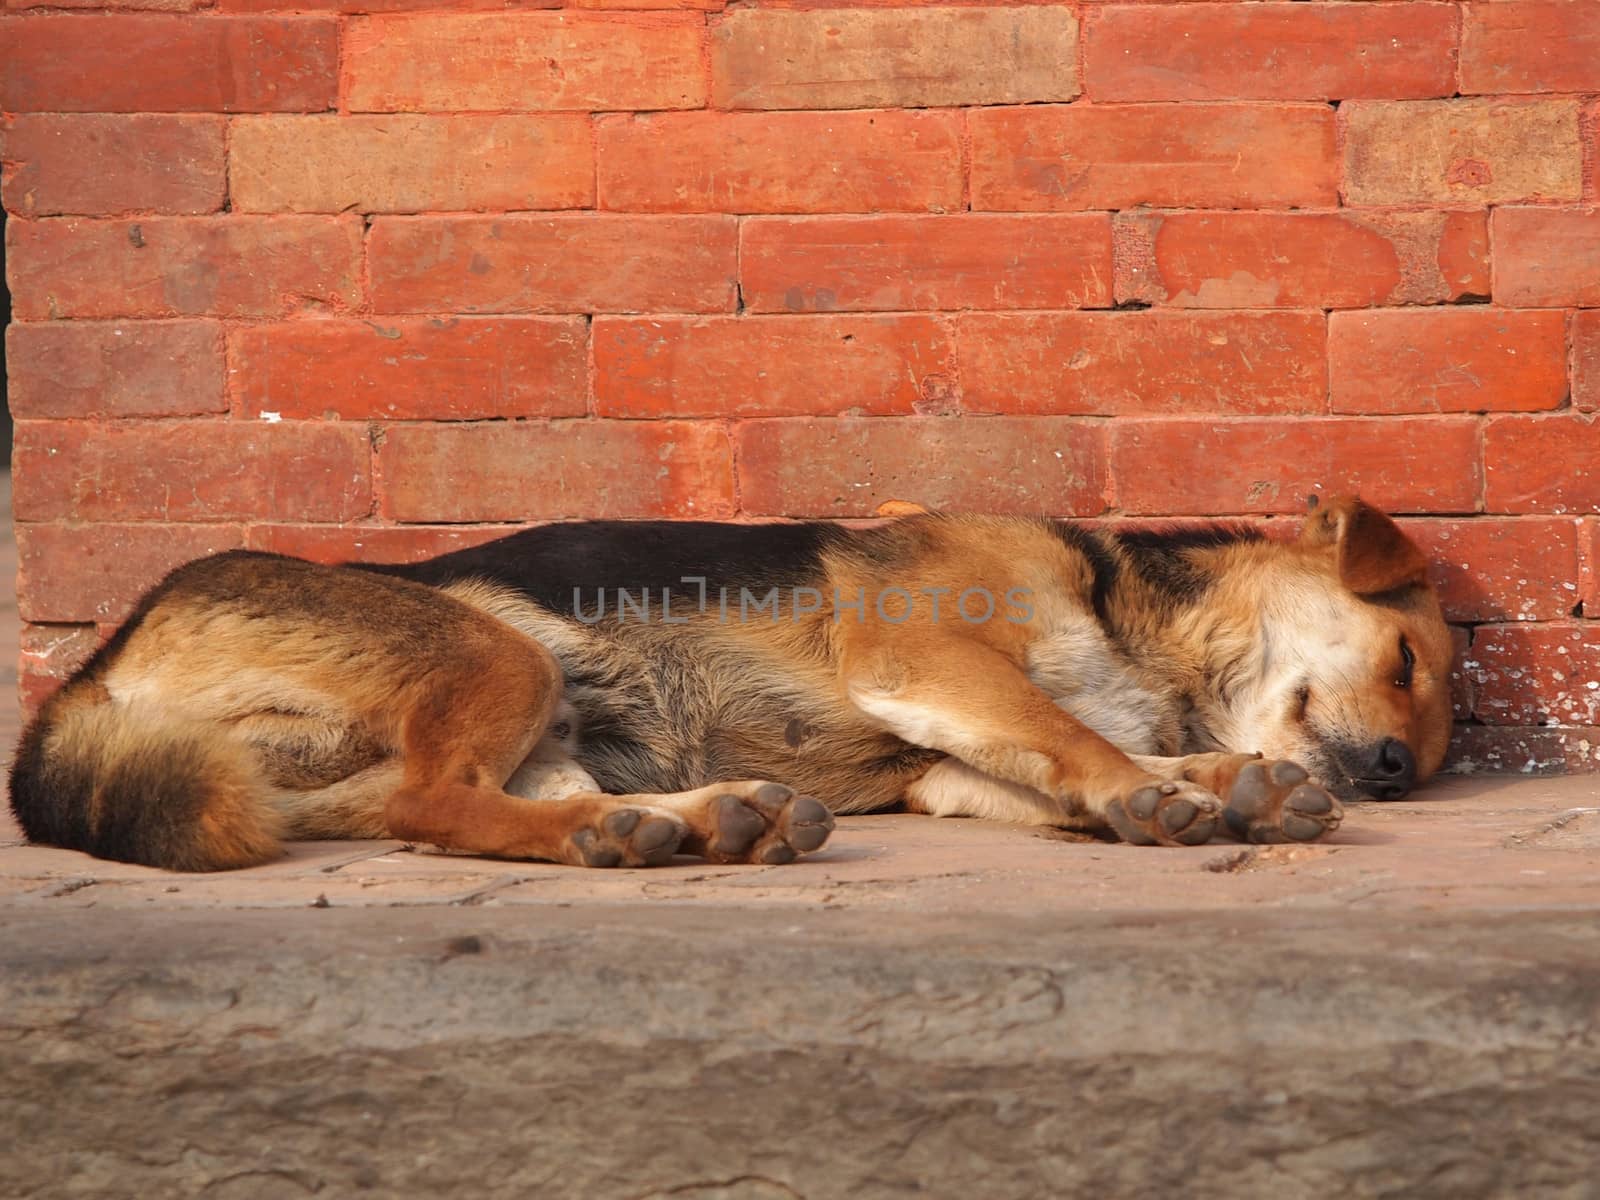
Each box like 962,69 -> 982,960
368,521 -> 851,615
1114,523 -> 1266,606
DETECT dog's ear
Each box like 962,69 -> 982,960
1299,495 -> 1428,595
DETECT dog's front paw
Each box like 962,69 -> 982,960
1222,759 -> 1342,844
1105,779 -> 1222,847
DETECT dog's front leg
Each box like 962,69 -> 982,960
1130,753 -> 1343,844
842,636 -> 1222,846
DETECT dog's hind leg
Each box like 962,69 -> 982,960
505,746 -> 834,865
1130,753 -> 1343,844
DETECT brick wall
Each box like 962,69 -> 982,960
3,0 -> 1599,771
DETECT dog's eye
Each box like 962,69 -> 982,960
1395,637 -> 1415,690
1293,684 -> 1311,721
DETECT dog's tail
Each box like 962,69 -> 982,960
8,681 -> 285,872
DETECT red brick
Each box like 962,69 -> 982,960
368,215 -> 736,315
17,625 -> 102,716
1116,211 -> 1488,309
7,321 -> 225,419
1,114 -> 225,216
571,0 -> 722,9
735,417 -> 1107,517
230,116 -> 593,213
957,311 -> 1326,417
0,15 -> 338,112
1400,518 -> 1580,623
229,318 -> 588,421
1329,309 -> 1568,415
710,7 -> 1078,109
1447,725 -> 1600,774
1342,99 -> 1582,205
1084,2 -> 1459,102
1492,208 -> 1600,307
1577,311 -> 1600,412
377,421 -> 734,521
12,421 -> 371,523
244,524 -> 515,565
1109,417 -> 1481,515
597,111 -> 961,214
970,103 -> 1337,212
6,216 -> 362,319
219,0 -> 563,9
593,315 -> 954,419
1581,519 -> 1599,616
12,0 -> 207,8
740,215 -> 1112,313
1485,414 -> 1600,514
1466,623 -> 1600,726
1461,0 -> 1600,94
16,524 -> 246,624
344,12 -> 706,111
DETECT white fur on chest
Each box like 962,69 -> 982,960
1024,615 -> 1172,755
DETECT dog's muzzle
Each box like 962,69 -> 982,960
1344,737 -> 1417,800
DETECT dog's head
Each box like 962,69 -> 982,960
1230,496 -> 1453,802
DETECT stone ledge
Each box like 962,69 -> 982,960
4,777 -> 1600,1199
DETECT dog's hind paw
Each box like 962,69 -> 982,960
686,781 -> 836,865
1222,760 -> 1343,844
1105,780 -> 1222,847
565,804 -> 687,868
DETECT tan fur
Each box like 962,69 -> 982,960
9,496 -> 1451,869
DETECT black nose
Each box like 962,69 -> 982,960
1366,738 -> 1416,799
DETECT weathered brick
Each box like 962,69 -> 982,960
969,103 -> 1337,212
16,625 -> 101,717
1343,99 -> 1582,205
368,215 -> 737,314
1467,623 -> 1600,726
344,12 -> 706,111
12,421 -> 371,523
1575,311 -> 1600,411
377,422 -> 734,521
1,114 -> 225,216
1109,417 -> 1482,515
1329,309 -> 1568,415
734,417 -> 1107,517
7,321 -> 225,418
740,215 -> 1112,312
1401,518 -> 1580,623
1449,625 -> 1475,721
710,7 -> 1078,109
1485,414 -> 1600,514
245,524 -> 514,565
1461,0 -> 1600,94
1581,519 -> 1599,616
17,524 -> 246,624
1084,2 -> 1459,102
230,115 -> 593,213
1492,208 -> 1600,307
1115,211 -> 1488,309
6,215 -> 362,319
1447,725 -> 1600,774
0,14 -> 338,112
957,311 -> 1326,417
597,111 -> 962,214
229,318 -> 588,421
592,315 -> 955,418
